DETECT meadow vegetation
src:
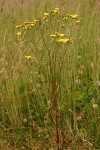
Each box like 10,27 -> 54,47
0,0 -> 100,149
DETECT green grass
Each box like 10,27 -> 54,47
0,0 -> 100,149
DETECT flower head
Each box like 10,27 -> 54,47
33,19 -> 39,23
15,25 -> 23,29
50,34 -> 56,38
25,56 -> 32,60
62,16 -> 68,21
44,13 -> 49,16
24,21 -> 29,24
30,24 -> 35,27
57,38 -> 70,43
50,32 -> 65,38
52,8 -> 59,14
57,38 -> 74,43
76,20 -> 80,23
17,32 -> 22,36
43,12 -> 49,22
70,14 -> 79,19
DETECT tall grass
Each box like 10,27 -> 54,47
0,0 -> 100,149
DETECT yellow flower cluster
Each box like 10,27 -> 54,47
17,32 -> 22,36
50,32 -> 65,38
76,20 -> 80,23
69,14 -> 79,19
16,19 -> 39,30
44,13 -> 49,17
50,32 -> 74,44
52,8 -> 59,14
62,14 -> 81,24
15,25 -> 23,29
25,56 -> 32,60
15,8 -> 80,45
62,16 -> 68,21
43,12 -> 49,22
57,38 -> 74,43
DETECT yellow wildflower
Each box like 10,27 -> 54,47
43,13 -> 49,21
62,16 -> 68,21
24,21 -> 29,24
50,32 -> 65,38
70,15 -> 79,19
44,13 -> 49,16
34,20 -> 39,22
57,38 -> 74,43
54,8 -> 59,13
15,25 -> 22,29
24,24 -> 30,29
45,19 -> 48,22
43,17 -> 46,20
57,33 -> 65,37
50,34 -> 56,38
17,32 -> 22,36
24,21 -> 37,26
25,56 -> 32,60
23,23 -> 35,30
76,20 -> 80,23
30,24 -> 35,27
43,17 -> 48,22
33,20 -> 39,24
28,21 -> 34,24
53,8 -> 59,14
57,38 -> 70,43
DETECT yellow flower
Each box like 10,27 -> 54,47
50,34 -> 56,37
34,20 -> 39,22
28,21 -> 34,24
43,13 -> 49,21
24,21 -> 29,24
44,13 -> 49,16
43,17 -> 48,22
57,33 -> 65,37
25,56 -> 32,60
30,24 -> 35,27
53,8 -> 59,14
24,21 -> 37,26
62,16 -> 68,21
15,25 -> 22,29
23,23 -> 35,30
70,14 -> 79,19
25,24 -> 30,29
54,8 -> 59,12
76,20 -> 80,23
50,32 -> 65,38
57,38 -> 74,43
57,38 -> 70,43
43,17 -> 46,20
17,32 -> 22,36
33,20 -> 39,24
45,19 -> 48,22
